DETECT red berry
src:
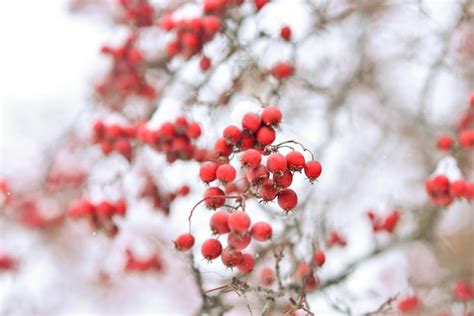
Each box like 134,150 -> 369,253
277,189 -> 298,211
450,180 -> 466,197
254,0 -> 269,11
203,187 -> 226,209
228,211 -> 251,234
223,125 -> 242,144
313,251 -> 326,267
295,262 -> 313,283
210,210 -> 230,234
397,296 -> 421,313
202,15 -> 221,36
187,122 -> 201,139
237,253 -> 255,274
382,211 -> 400,233
216,164 -> 237,183
239,133 -> 256,150
267,153 -> 287,174
96,201 -> 115,217
227,232 -> 251,250
115,199 -> 127,217
261,106 -> 282,126
174,233 -> 195,251
304,160 -> 322,181
270,62 -> 294,79
214,137 -> 233,156
199,162 -> 219,183
437,135 -> 454,151
459,129 -> 474,150
286,151 -> 305,172
246,165 -> 269,185
251,222 -> 272,241
280,26 -> 291,41
256,126 -> 276,146
453,280 -> 472,301
258,180 -> 278,201
221,247 -> 244,267
242,113 -> 262,133
260,267 -> 275,285
201,238 -> 223,260
273,169 -> 293,188
240,149 -> 262,168
464,182 -> 474,200
199,56 -> 211,71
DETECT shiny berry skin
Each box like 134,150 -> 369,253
280,26 -> 291,41
221,247 -> 244,267
199,161 -> 219,183
273,169 -> 293,188
202,15 -> 221,35
286,151 -> 305,171
278,189 -> 298,211
199,56 -> 211,72
201,238 -> 223,260
237,254 -> 255,274
261,106 -> 282,126
214,137 -> 233,156
240,149 -> 262,168
453,280 -> 472,301
267,153 -> 287,174
216,164 -> 236,183
223,125 -> 242,144
210,210 -> 230,234
304,160 -> 322,181
227,232 -> 251,250
251,222 -> 272,241
174,233 -> 195,251
259,180 -> 278,201
203,187 -> 226,209
313,251 -> 326,267
256,126 -> 276,146
260,267 -> 275,286
228,211 -> 251,234
437,135 -> 454,151
242,113 -> 262,133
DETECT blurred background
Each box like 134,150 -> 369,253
1,0 -> 473,315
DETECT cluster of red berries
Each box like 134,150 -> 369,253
269,62 -> 294,80
425,175 -> 474,206
175,212 -> 274,273
118,0 -> 154,27
452,280 -> 474,302
124,248 -> 163,273
139,177 -> 190,216
137,117 -> 205,163
97,35 -> 156,108
93,120 -> 136,161
159,13 -> 221,60
366,209 -> 400,233
397,295 -> 421,313
200,106 -> 322,212
68,199 -> 126,237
